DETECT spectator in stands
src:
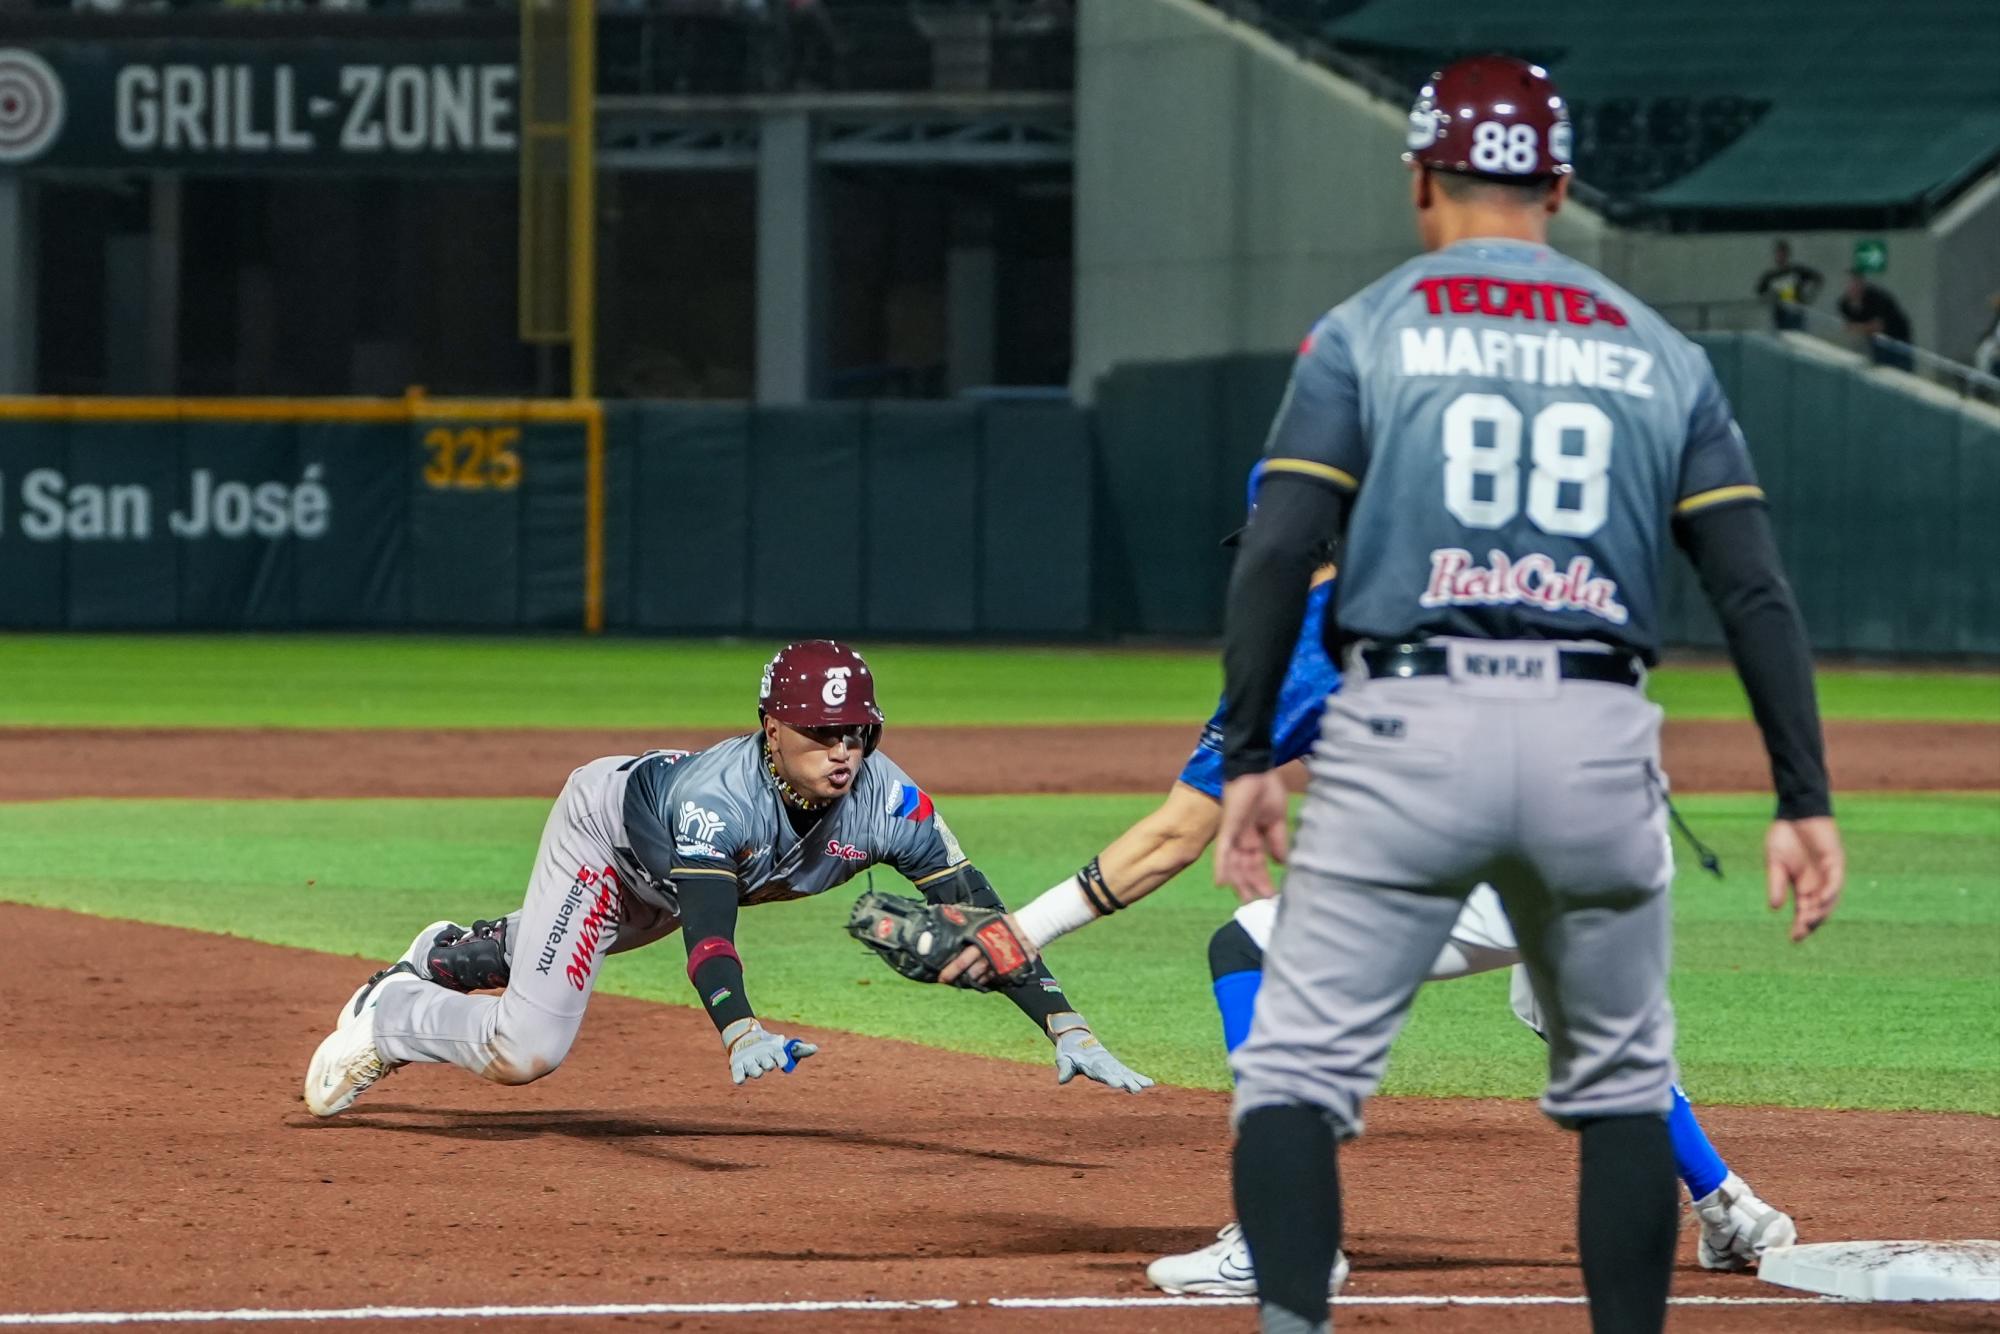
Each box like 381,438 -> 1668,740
1753,240 -> 1822,331
1839,270 -> 1914,372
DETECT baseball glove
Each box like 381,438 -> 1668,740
846,890 -> 1035,990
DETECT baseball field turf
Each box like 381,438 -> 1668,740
1,633 -> 1995,725
4,636 -> 1995,1119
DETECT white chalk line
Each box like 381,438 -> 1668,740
0,1294 -> 1857,1325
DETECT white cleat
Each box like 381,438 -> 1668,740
302,963 -> 420,1117
1146,1221 -> 1350,1297
1692,1172 -> 1798,1271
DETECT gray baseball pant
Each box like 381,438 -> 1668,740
1231,641 -> 1677,1134
371,755 -> 681,1083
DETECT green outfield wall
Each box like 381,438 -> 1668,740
0,333 -> 1989,652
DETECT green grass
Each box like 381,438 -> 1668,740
0,635 -> 1992,727
2,792 -> 1992,1114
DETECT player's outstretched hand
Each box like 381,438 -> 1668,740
1216,771 -> 1290,903
722,1018 -> 818,1085
1049,1012 -> 1154,1094
1765,816 -> 1844,943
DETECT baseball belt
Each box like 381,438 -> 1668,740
1359,642 -> 1643,687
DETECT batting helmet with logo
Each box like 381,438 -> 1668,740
759,640 -> 884,746
1404,55 -> 1572,181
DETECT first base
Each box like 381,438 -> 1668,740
1760,1241 -> 2000,1301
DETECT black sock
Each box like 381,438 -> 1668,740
1577,1113 -> 1678,1334
1234,1104 -> 1341,1326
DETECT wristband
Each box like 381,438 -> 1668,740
1014,875 -> 1100,950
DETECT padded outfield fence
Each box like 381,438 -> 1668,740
0,332 -> 1992,653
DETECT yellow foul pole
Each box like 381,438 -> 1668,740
567,0 -> 596,400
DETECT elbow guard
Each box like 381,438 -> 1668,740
926,863 -> 1004,911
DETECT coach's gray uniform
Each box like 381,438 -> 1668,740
1231,240 -> 1761,1132
371,737 -> 966,1082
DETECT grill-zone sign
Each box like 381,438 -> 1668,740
6,39 -> 519,169
116,62 -> 515,155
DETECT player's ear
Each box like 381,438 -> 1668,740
1411,162 -> 1432,212
1546,174 -> 1569,215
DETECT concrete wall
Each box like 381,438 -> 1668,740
1604,226 -> 1936,346
1074,0 -> 1997,388
1072,0 -> 1605,397
1930,171 -> 2000,366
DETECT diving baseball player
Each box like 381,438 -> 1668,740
942,556 -> 1795,1294
1216,56 -> 1843,1334
302,640 -> 1150,1118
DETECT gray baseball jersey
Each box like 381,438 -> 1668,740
617,737 -> 967,908
370,740 -> 967,1086
1229,238 -> 1728,1135
1263,239 -> 1762,660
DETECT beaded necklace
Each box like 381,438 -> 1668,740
764,742 -> 827,814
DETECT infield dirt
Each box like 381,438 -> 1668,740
5,722 -> 1998,1331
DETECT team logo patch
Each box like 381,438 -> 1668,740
890,783 -> 934,822
679,801 -> 726,843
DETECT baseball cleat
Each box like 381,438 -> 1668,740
1145,1220 -> 1350,1297
1692,1172 -> 1798,1271
302,963 -> 420,1117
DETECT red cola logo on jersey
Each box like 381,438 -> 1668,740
563,865 -> 622,991
1419,548 -> 1630,626
1412,276 -> 1629,328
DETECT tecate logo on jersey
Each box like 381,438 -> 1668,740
1419,547 -> 1630,626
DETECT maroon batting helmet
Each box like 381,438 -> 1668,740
758,640 -> 884,747
1404,55 -> 1572,180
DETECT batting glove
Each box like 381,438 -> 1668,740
1049,1012 -> 1153,1094
722,1018 -> 818,1085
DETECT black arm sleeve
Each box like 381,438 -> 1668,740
678,876 -> 756,1033
1221,472 -> 1350,779
923,864 -> 1076,1037
1674,501 -> 1832,820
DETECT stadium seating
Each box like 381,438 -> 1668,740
1239,0 -> 2000,213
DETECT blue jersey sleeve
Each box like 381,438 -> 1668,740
1178,581 -> 1342,798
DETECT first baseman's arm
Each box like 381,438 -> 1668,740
921,863 -> 1080,1032
1011,782 -> 1222,949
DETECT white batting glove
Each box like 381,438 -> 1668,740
1049,1012 -> 1153,1093
722,1018 -> 818,1085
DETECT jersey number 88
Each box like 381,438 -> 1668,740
1441,393 -> 1612,537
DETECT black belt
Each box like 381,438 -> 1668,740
1359,643 -> 1643,687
